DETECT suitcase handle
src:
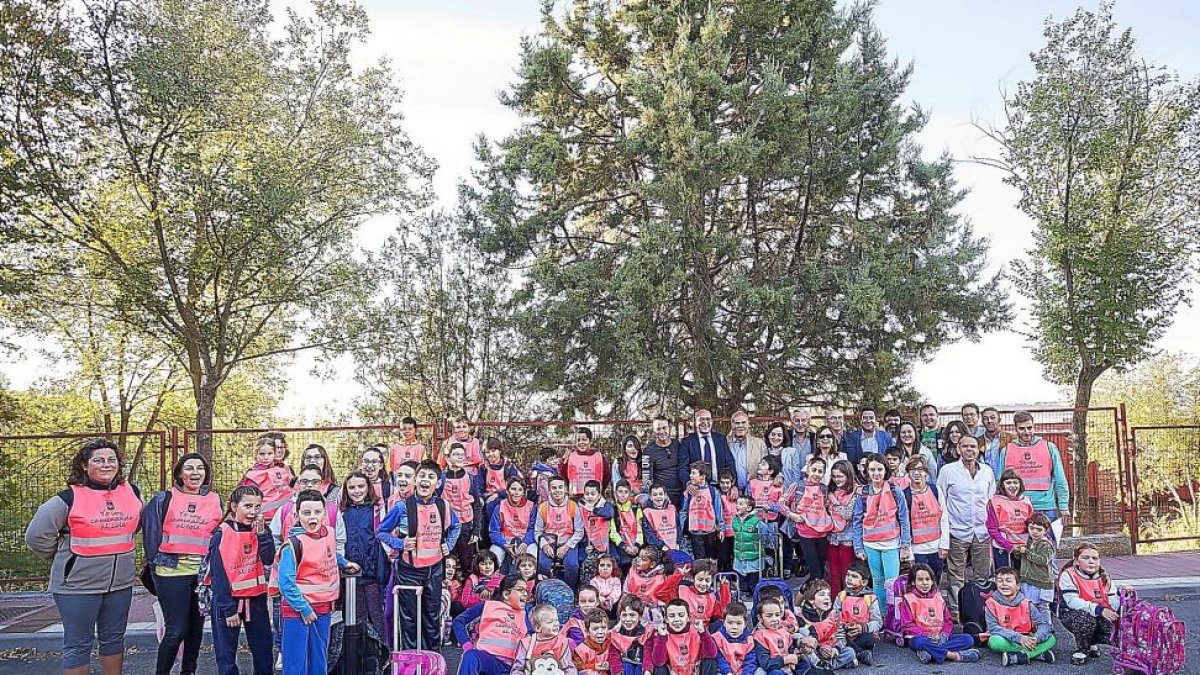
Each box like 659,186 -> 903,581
393,584 -> 426,652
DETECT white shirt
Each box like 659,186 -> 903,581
936,460 -> 995,548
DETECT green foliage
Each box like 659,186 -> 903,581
462,0 -> 1005,416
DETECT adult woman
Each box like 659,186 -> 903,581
360,445 -> 392,502
612,434 -> 645,494
825,459 -> 860,597
141,453 -> 223,675
299,443 -> 340,505
25,438 -> 143,675
763,421 -> 789,458
810,425 -> 847,483
896,421 -> 940,482
939,421 -> 969,466
850,454 -> 911,607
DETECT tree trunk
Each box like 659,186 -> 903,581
194,382 -> 218,461
1071,369 -> 1100,531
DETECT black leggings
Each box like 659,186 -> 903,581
796,536 -> 828,582
154,573 -> 204,675
1059,608 -> 1114,652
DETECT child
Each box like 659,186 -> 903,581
825,460 -> 859,598
1057,543 -> 1120,666
564,426 -> 609,499
782,456 -> 834,583
611,595 -> 648,675
677,558 -> 727,632
609,480 -> 643,571
489,477 -> 536,571
988,469 -> 1035,569
441,443 -> 480,574
443,555 -> 463,625
274,490 -> 359,675
529,447 -> 562,504
534,476 -> 584,587
579,480 -> 615,585
453,575 -> 530,675
902,456 -> 943,582
832,560 -> 881,665
339,471 -> 388,663
884,447 -> 908,490
208,486 -> 275,675
641,484 -> 681,551
1019,513 -> 1055,615
461,549 -> 503,609
681,462 -> 724,561
572,608 -> 622,675
644,599 -> 718,675
731,495 -> 763,595
624,547 -> 681,625
513,553 -> 538,595
474,438 -> 521,528
388,416 -> 425,478
593,554 -> 623,614
513,603 -> 577,675
389,461 -> 418,510
985,567 -> 1057,665
360,446 -> 392,503
712,603 -> 753,675
564,585 -> 602,646
851,454 -> 911,607
613,435 -> 646,495
750,597 -> 800,674
900,563 -> 980,664
756,584 -> 800,632
747,456 -> 785,527
797,579 -> 857,671
716,471 -> 739,572
240,436 -> 294,521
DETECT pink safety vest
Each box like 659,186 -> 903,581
160,489 -> 222,555
908,488 -> 942,545
1003,439 -> 1053,492
68,483 -> 141,556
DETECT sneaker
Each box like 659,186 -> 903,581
1071,652 -> 1087,666
1038,650 -> 1056,663
960,649 -> 981,663
275,654 -> 283,671
917,650 -> 932,664
1009,653 -> 1029,666
1088,645 -> 1101,657
1001,653 -> 1013,666
858,650 -> 873,666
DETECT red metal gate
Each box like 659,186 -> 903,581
1128,424 -> 1200,551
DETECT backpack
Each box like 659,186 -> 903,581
882,576 -> 908,643
533,578 -> 577,628
1112,587 -> 1187,675
957,578 -> 996,642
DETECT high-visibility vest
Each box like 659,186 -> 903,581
752,626 -> 791,658
838,592 -> 873,625
989,495 -> 1034,544
985,596 -> 1033,634
862,486 -> 901,542
498,498 -> 534,541
609,630 -> 644,662
807,614 -> 839,648
518,633 -> 570,673
644,505 -> 678,548
711,632 -> 752,674
678,584 -> 716,623
482,464 -> 509,497
664,628 -> 702,675
389,443 -> 424,471
908,488 -> 942,545
293,530 -> 339,604
68,483 -> 141,556
217,523 -> 267,597
581,503 -> 610,551
408,498 -> 451,568
619,459 -> 643,493
442,437 -> 484,470
243,465 -> 294,519
625,567 -> 667,598
615,504 -> 640,547
442,472 -> 474,523
537,500 -> 577,539
890,474 -> 910,491
904,592 -> 945,636
686,486 -> 718,534
794,481 -> 834,536
748,478 -> 781,521
572,638 -> 610,672
566,451 -> 604,496
1003,440 -> 1053,492
1066,567 -> 1113,609
720,492 -> 736,535
828,487 -> 858,533
475,600 -> 528,662
160,488 -> 222,555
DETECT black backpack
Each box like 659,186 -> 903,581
957,578 -> 996,643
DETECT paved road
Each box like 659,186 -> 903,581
2,587 -> 1197,674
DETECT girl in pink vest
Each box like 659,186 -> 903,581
1057,543 -> 1120,666
240,437 -> 294,521
987,469 -> 1035,570
899,563 -> 979,664
825,460 -> 860,598
453,574 -> 531,675
851,455 -> 911,607
782,457 -> 835,584
208,486 -> 275,675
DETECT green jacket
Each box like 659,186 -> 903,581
732,513 -> 761,561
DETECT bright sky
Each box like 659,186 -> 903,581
5,0 -> 1199,422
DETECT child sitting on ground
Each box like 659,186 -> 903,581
985,567 -> 1057,666
676,558 -> 728,632
611,596 -> 647,675
564,585 -> 602,646
797,579 -> 857,672
900,563 -> 980,664
751,596 -> 800,674
572,608 -> 622,675
460,549 -> 503,609
712,602 -> 753,675
832,560 -> 881,665
643,599 -> 718,675
513,603 -> 577,675
592,554 -> 623,615
624,546 -> 681,625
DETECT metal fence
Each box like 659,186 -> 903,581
1129,424 -> 1200,551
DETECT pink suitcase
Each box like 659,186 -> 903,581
1112,586 -> 1186,675
391,584 -> 447,675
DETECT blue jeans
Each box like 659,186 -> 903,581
457,649 -> 512,675
864,547 -> 900,608
537,545 -> 581,588
54,587 -> 133,669
281,613 -> 330,675
909,633 -> 974,663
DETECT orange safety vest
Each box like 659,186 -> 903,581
687,486 -> 718,534
68,483 -> 141,556
985,596 -> 1033,635
519,633 -> 570,668
989,495 -> 1034,544
615,504 -> 640,547
619,459 -> 643,493
160,489 -> 223,556
573,638 -> 611,672
566,451 -> 604,496
794,481 -> 834,535
711,632 -> 752,674
678,584 -> 716,623
838,592 -> 873,625
442,472 -> 474,523
389,442 -> 424,471
828,487 -> 858,533
581,503 -> 610,551
1066,567 -> 1112,609
908,488 -> 942,545
498,498 -> 534,541
862,485 -> 901,542
476,600 -> 528,662
537,500 -> 577,539
807,614 -> 839,648
664,629 -> 702,675
217,523 -> 267,597
752,626 -> 791,658
644,505 -> 679,548
409,499 -> 451,568
243,465 -> 294,519
904,592 -> 945,637
293,530 -> 339,604
1003,440 -> 1053,492
748,478 -> 781,521
483,464 -> 509,496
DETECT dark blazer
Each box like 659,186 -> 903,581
678,431 -> 735,487
842,429 -> 895,466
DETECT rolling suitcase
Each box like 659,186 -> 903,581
1112,586 -> 1187,674
390,584 -> 446,675
333,572 -> 382,675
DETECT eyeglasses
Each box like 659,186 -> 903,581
362,459 -> 382,466
88,457 -> 120,465
818,434 -> 834,439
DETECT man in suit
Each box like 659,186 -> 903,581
727,410 -> 766,491
842,405 -> 895,466
678,409 -> 734,489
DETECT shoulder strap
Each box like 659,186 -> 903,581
406,496 -> 419,539
288,534 -> 303,565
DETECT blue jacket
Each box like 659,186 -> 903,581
488,498 -> 537,547
207,520 -> 275,618
851,482 -> 912,556
341,503 -> 389,585
842,429 -> 895,466
712,625 -> 755,675
472,461 -> 521,501
376,495 -> 462,566
678,432 -> 735,488
277,533 -> 349,618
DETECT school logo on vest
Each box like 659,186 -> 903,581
243,542 -> 253,555
429,511 -> 438,524
927,607 -> 938,621
187,503 -> 197,513
917,502 -> 926,511
105,499 -> 115,510
1024,451 -> 1032,461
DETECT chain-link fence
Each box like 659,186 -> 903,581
1129,425 -> 1200,552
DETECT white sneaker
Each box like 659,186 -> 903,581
275,653 -> 283,671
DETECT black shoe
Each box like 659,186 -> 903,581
858,650 -> 873,666
1038,650 -> 1055,663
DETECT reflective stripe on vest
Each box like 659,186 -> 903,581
720,493 -> 736,534
160,489 -> 223,555
838,592 -> 873,625
862,486 -> 900,542
1003,439 -> 1053,492
908,488 -> 942,545
582,504 -> 610,550
904,593 -> 945,636
498,498 -> 534,541
753,627 -> 791,658
989,496 -> 1034,543
687,486 -> 717,533
442,474 -> 474,522
1066,567 -> 1112,609
521,633 -> 570,665
645,505 -> 678,548
664,629 -> 701,675
294,531 -> 339,603
218,523 -> 267,597
476,600 -> 528,662
795,482 -> 834,535
566,451 -> 603,496
985,596 -> 1033,634
68,483 -> 141,556
538,501 -> 576,539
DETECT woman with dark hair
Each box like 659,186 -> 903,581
612,434 -> 645,494
299,443 -> 340,504
896,421 -> 940,482
940,421 -> 969,466
25,438 -> 144,675
763,421 -> 790,458
810,425 -> 847,482
141,452 -> 223,675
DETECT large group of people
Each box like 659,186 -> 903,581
23,404 -> 1122,675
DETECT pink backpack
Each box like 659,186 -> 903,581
1112,586 -> 1187,675
882,576 -> 908,645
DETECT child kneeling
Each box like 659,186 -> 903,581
900,563 -> 980,664
985,567 -> 1056,665
644,599 -> 718,675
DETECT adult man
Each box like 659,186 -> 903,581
562,426 -> 609,499
644,415 -> 685,505
919,404 -> 943,455
937,435 -> 995,619
842,405 -> 894,466
728,410 -> 765,491
679,409 -> 734,489
961,403 -> 985,438
979,407 -> 1016,475
824,405 -> 846,443
883,408 -> 903,437
784,408 -> 814,489
997,411 -> 1070,538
